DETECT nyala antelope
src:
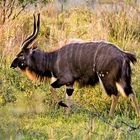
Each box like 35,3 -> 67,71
11,13 -> 140,117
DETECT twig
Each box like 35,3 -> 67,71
12,3 -> 29,20
73,103 -> 120,129
121,121 -> 140,131
7,0 -> 16,19
73,102 -> 140,133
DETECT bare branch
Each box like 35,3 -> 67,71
7,0 -> 16,19
121,121 -> 140,131
72,102 -> 120,129
72,101 -> 140,135
11,3 -> 29,20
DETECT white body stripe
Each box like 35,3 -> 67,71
97,75 -> 106,92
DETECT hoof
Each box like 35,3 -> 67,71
58,101 -> 68,108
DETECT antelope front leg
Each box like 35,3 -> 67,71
50,76 -> 68,107
65,85 -> 74,114
49,87 -> 68,107
109,95 -> 119,117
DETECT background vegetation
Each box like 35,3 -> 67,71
0,0 -> 140,139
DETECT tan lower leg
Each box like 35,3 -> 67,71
65,85 -> 74,114
109,95 -> 119,116
66,94 -> 72,113
129,93 -> 140,117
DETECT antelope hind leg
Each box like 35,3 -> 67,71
109,95 -> 119,117
129,93 -> 140,117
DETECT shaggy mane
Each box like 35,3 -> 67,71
20,67 -> 51,82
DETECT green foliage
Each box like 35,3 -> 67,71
0,2 -> 140,140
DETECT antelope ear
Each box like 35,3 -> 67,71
32,45 -> 38,49
29,46 -> 37,54
27,40 -> 38,49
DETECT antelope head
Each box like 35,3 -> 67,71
10,13 -> 40,71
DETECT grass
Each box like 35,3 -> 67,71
0,105 -> 140,140
0,2 -> 140,140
